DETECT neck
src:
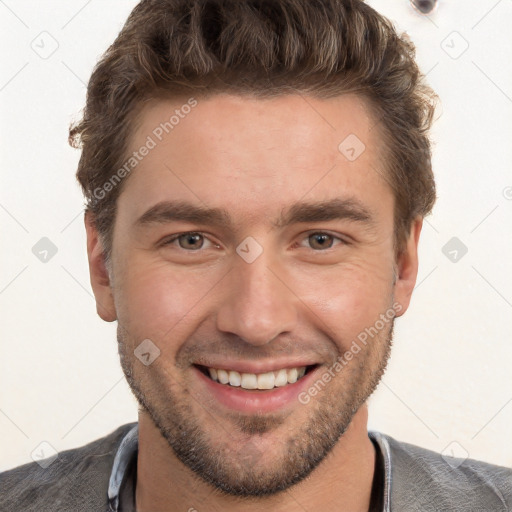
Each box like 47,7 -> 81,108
135,404 -> 376,512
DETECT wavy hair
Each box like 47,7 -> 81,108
69,0 -> 438,265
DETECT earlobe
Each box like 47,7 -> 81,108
84,211 -> 117,322
393,217 -> 423,317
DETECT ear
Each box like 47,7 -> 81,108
393,217 -> 423,317
84,211 -> 117,322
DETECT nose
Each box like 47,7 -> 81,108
216,253 -> 298,346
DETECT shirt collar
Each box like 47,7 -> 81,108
368,430 -> 392,512
107,424 -> 392,512
108,424 -> 139,512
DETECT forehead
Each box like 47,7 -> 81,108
117,93 -> 391,227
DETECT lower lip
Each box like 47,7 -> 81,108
193,365 -> 319,413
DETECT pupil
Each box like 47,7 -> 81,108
311,233 -> 332,249
181,233 -> 203,249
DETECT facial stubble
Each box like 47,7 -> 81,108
116,313 -> 393,497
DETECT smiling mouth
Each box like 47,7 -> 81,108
195,364 -> 318,390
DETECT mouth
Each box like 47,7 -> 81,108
195,364 -> 319,391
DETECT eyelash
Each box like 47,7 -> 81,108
160,231 -> 348,251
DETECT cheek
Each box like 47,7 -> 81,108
114,258 -> 220,342
294,260 -> 394,348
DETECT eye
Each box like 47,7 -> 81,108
299,232 -> 346,251
161,231 -> 346,252
161,232 -> 215,251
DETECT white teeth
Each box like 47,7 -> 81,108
217,369 -> 229,385
228,370 -> 241,387
257,371 -> 275,389
205,366 -> 309,389
274,369 -> 288,387
287,368 -> 298,384
241,373 -> 258,389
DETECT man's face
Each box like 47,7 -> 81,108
88,93 -> 419,496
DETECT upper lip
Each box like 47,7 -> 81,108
193,359 -> 318,374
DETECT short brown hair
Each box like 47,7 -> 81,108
70,0 -> 438,266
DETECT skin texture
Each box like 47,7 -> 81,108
85,93 -> 422,512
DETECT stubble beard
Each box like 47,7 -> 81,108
117,319 -> 393,497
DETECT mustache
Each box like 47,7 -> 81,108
175,336 -> 337,367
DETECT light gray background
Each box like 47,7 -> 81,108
1,0 -> 511,471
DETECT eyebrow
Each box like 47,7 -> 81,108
134,197 -> 375,231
